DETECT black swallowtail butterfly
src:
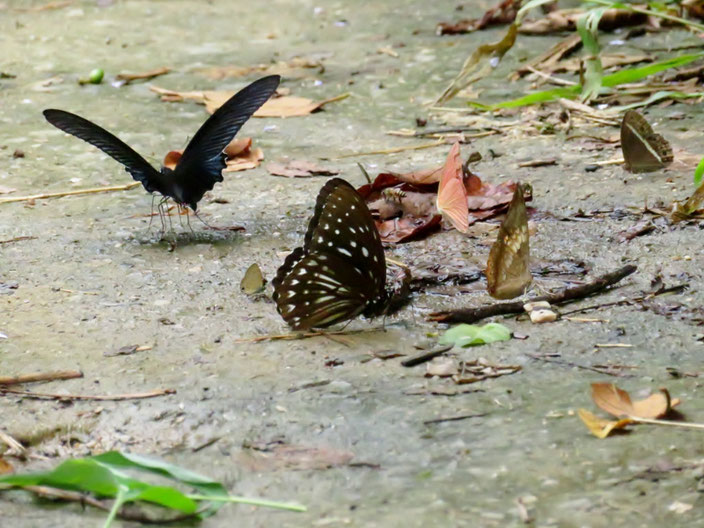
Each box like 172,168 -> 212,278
43,75 -> 280,211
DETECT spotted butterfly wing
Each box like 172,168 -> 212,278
172,75 -> 280,209
620,110 -> 673,173
436,141 -> 469,232
486,183 -> 531,300
273,178 -> 388,330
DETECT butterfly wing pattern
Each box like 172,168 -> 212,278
42,109 -> 169,196
172,75 -> 280,210
436,141 -> 469,233
44,75 -> 280,211
620,110 -> 673,173
273,178 -> 388,330
486,183 -> 532,300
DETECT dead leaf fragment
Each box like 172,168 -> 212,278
115,67 -> 170,85
0,456 -> 13,475
267,160 -> 339,178
578,408 -> 633,439
238,442 -> 354,471
591,383 -> 679,419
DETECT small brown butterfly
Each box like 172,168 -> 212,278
620,110 -> 673,173
486,183 -> 531,300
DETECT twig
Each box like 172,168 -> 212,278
628,416 -> 704,430
0,430 -> 25,455
428,264 -> 637,324
0,182 -> 140,204
0,236 -> 37,245
0,370 -> 83,386
526,353 -> 634,377
401,345 -> 453,368
559,284 -> 687,317
14,486 -> 201,524
525,66 -> 577,86
329,139 -> 445,159
233,327 -> 383,343
0,388 -> 175,401
423,412 -> 487,425
595,343 -> 633,349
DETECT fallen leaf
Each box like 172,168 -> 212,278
591,383 -> 680,419
163,137 -> 263,173
452,359 -> 521,384
267,160 -> 339,178
0,185 -> 16,195
439,323 -> 512,347
238,442 -> 354,471
436,0 -> 521,35
0,456 -> 13,475
578,408 -> 633,439
149,85 -> 347,117
425,357 -> 458,377
115,67 -> 170,85
197,57 -> 324,80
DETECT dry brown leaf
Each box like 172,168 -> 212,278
591,383 -> 679,419
425,357 -> 458,377
238,443 -> 354,471
197,57 -> 323,80
0,456 -> 13,475
578,408 -> 634,439
0,185 -> 17,195
162,137 -> 263,173
150,85 -> 347,117
115,67 -> 170,85
267,160 -> 339,178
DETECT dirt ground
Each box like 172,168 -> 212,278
2,0 -> 704,526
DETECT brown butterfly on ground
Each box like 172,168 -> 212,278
436,141 -> 469,233
620,110 -> 673,173
486,183 -> 531,300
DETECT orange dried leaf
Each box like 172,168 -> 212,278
162,150 -> 183,170
591,383 -> 679,419
578,408 -> 633,439
0,456 -> 13,475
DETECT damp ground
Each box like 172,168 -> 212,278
1,1 -> 704,526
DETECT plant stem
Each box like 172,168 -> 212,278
629,417 -> 704,430
187,494 -> 306,512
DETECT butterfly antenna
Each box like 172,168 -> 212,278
357,162 -> 372,184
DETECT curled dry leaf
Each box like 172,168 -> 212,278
267,160 -> 339,178
0,456 -> 13,475
238,443 -> 354,471
115,67 -> 170,85
578,408 -> 634,439
591,382 -> 680,419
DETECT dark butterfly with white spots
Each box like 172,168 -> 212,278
620,110 -> 673,173
273,178 -> 395,330
43,75 -> 280,211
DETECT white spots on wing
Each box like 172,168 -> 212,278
350,241 -> 357,248
362,247 -> 369,257
290,279 -> 299,285
334,229 -> 340,235
337,247 -> 352,257
317,236 -> 324,244
328,241 -> 333,247
297,268 -> 308,276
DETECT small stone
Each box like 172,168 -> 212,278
530,309 -> 558,324
524,301 -> 551,312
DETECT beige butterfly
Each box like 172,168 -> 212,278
486,183 -> 531,300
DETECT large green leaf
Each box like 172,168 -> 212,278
439,323 -> 512,347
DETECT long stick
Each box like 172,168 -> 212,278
0,182 -> 140,204
0,388 -> 175,401
428,264 -> 637,324
0,370 -> 83,385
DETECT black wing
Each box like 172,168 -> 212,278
273,178 -> 388,330
173,75 -> 280,209
43,109 -> 167,195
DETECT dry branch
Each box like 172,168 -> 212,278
428,264 -> 637,324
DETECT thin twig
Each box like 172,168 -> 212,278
0,370 -> 83,386
428,264 -> 637,324
423,412 -> 487,425
401,345 -> 453,368
0,236 -> 37,245
0,388 -> 175,401
329,139 -> 445,159
0,182 -> 140,204
526,353 -> 634,378
628,416 -> 704,430
0,430 -> 25,455
559,284 -> 687,317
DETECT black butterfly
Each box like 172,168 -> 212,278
620,110 -> 673,173
273,178 -> 392,330
43,75 -> 280,211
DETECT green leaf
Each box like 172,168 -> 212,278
439,323 -> 512,347
576,8 -> 607,102
476,52 -> 704,110
694,157 -> 704,187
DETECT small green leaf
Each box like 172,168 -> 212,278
694,157 -> 704,186
439,323 -> 512,347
